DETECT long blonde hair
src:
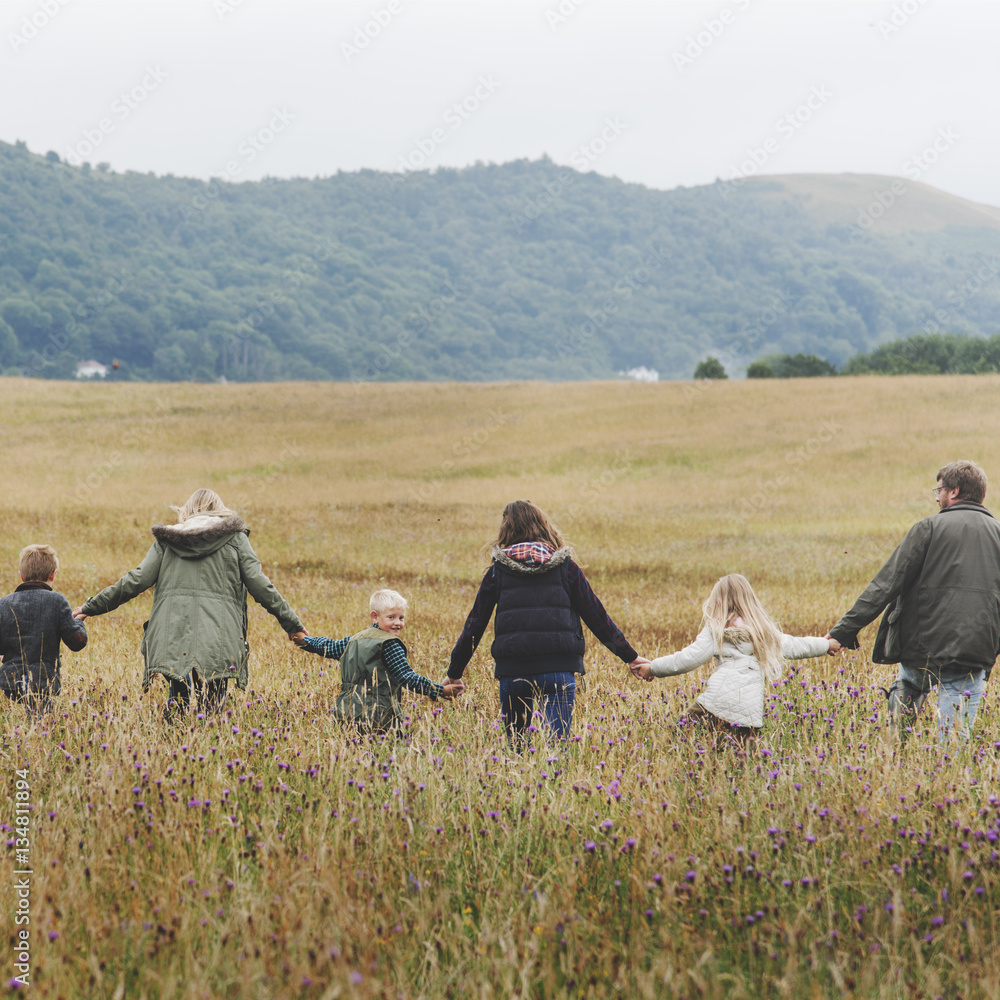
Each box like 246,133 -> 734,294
703,574 -> 784,681
170,488 -> 235,523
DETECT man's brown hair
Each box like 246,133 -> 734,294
937,460 -> 987,504
20,544 -> 58,582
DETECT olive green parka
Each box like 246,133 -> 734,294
81,514 -> 303,690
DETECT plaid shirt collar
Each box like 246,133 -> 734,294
502,542 -> 555,566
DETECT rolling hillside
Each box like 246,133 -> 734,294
1,139 -> 998,382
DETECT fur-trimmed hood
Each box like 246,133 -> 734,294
151,514 -> 247,559
492,544 -> 573,575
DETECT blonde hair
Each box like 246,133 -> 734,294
370,589 -> 407,614
703,574 -> 784,681
20,544 -> 58,582
491,500 -> 567,551
170,488 -> 235,523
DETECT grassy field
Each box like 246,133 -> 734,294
3,374 -> 1000,999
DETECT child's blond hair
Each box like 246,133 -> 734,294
703,574 -> 784,681
370,589 -> 407,614
20,544 -> 58,582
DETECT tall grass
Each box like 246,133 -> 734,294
2,375 -> 1000,998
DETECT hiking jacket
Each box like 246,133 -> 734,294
81,514 -> 303,688
448,544 -> 637,680
829,501 -> 1000,675
0,583 -> 87,695
651,625 -> 829,728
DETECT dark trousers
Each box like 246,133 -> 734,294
165,671 -> 229,717
3,686 -> 53,719
498,671 -> 577,747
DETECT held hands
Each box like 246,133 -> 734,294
72,606 -> 88,621
823,633 -> 842,655
288,631 -> 308,646
628,656 -> 653,682
441,677 -> 466,700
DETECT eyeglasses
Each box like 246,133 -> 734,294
931,485 -> 947,495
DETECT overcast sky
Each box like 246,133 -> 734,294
4,0 -> 998,207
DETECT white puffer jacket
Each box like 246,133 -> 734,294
650,625 -> 830,728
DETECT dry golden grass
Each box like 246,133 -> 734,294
2,374 -> 1000,999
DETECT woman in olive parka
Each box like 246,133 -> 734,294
75,489 -> 305,717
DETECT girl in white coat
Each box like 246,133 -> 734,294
632,574 -> 840,741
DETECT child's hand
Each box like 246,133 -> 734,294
628,657 -> 653,682
441,677 -> 465,700
824,633 -> 842,655
72,606 -> 88,621
289,630 -> 308,646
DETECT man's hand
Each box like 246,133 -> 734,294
72,606 -> 88,621
628,656 -> 653,681
824,633 -> 842,655
289,630 -> 308,646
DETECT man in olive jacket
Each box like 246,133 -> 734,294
828,460 -> 1000,740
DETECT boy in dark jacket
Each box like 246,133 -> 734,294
0,544 -> 88,718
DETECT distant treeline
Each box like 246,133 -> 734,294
4,138 -> 1000,383
697,333 -> 1000,379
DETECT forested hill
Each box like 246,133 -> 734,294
2,139 -> 999,382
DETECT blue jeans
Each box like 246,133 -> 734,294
498,672 -> 577,746
890,666 -> 986,742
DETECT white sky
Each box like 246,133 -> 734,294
3,0 -> 998,207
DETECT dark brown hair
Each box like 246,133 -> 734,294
937,460 -> 987,504
491,500 -> 566,551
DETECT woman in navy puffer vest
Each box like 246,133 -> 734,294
446,500 -> 647,745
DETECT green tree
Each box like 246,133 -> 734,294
694,356 -> 727,379
773,353 -> 837,377
746,360 -> 775,379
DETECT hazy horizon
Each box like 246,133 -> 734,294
5,1 -> 999,208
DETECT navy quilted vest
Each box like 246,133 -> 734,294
490,559 -> 586,677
